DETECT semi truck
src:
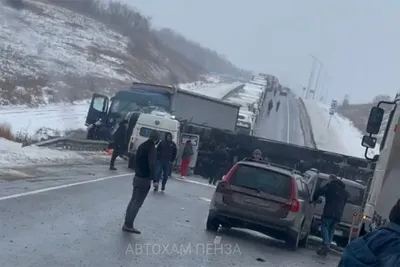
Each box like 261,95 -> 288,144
359,93 -> 400,235
85,82 -> 242,138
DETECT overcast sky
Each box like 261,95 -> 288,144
122,0 -> 400,104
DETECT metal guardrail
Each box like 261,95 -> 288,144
34,137 -> 109,151
298,97 -> 317,148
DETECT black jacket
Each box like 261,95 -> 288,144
314,179 -> 348,221
134,139 -> 157,181
112,122 -> 127,150
157,134 -> 177,162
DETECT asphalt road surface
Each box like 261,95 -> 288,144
0,162 -> 340,267
254,92 -> 306,146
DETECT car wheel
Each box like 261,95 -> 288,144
286,231 -> 300,251
206,215 -> 220,232
298,228 -> 310,248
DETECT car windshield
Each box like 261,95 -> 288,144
139,127 -> 172,140
316,178 -> 365,206
230,164 -> 292,198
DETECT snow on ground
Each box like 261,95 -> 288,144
0,137 -> 83,167
0,81 -> 241,137
1,1 -> 132,81
303,99 -> 378,158
179,81 -> 242,99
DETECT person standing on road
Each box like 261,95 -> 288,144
209,145 -> 229,185
180,140 -> 193,179
338,199 -> 400,267
122,130 -> 160,234
154,132 -> 177,192
109,119 -> 128,171
313,174 -> 348,256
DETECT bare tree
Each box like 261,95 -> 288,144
372,94 -> 391,103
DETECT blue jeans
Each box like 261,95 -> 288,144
321,217 -> 338,247
156,162 -> 171,186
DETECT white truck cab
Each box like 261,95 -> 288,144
127,111 -> 180,168
360,93 -> 400,235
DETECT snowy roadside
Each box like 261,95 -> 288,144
302,99 -> 378,158
0,79 -> 241,168
0,137 -> 85,168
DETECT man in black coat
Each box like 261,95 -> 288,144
109,119 -> 128,170
154,132 -> 177,192
122,130 -> 160,234
313,174 -> 348,255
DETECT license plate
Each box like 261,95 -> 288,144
334,230 -> 343,236
243,197 -> 270,208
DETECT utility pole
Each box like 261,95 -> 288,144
306,56 -> 317,99
313,63 -> 322,100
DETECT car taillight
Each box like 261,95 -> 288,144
282,177 -> 300,212
223,165 -> 237,183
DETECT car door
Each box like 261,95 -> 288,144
85,93 -> 109,126
296,178 -> 313,233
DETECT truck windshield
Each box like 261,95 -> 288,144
110,91 -> 171,119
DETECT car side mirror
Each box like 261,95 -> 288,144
362,135 -> 377,149
366,107 -> 384,134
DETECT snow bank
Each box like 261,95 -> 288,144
303,99 -> 378,158
0,101 -> 89,138
0,138 -> 83,167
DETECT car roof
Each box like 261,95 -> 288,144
236,160 -> 296,177
315,172 -> 366,189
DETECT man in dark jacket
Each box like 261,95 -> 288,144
109,119 -> 128,170
209,145 -> 229,185
338,199 -> 400,267
122,130 -> 160,234
154,132 -> 177,192
313,174 -> 348,256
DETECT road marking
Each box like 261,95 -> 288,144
173,177 -> 215,188
0,173 -> 131,201
214,236 -> 222,244
286,98 -> 290,143
198,197 -> 211,203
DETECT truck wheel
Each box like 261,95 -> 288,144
128,154 -> 135,169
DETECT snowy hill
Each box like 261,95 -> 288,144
0,0 -> 206,106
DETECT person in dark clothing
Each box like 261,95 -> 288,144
313,174 -> 348,256
122,130 -> 160,234
154,132 -> 177,192
109,120 -> 128,170
267,99 -> 273,115
276,100 -> 280,111
209,145 -> 228,185
338,199 -> 400,267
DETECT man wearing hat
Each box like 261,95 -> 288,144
122,130 -> 160,234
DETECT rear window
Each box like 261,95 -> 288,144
230,164 -> 292,198
316,179 -> 365,206
139,127 -> 171,140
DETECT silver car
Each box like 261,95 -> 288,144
206,159 -> 317,250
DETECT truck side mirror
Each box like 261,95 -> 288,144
362,135 -> 377,149
366,107 -> 384,134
